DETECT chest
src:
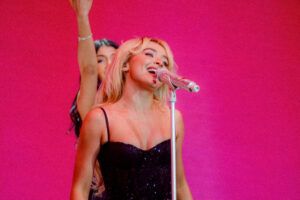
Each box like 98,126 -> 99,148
107,110 -> 171,150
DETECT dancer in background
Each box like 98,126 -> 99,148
69,39 -> 118,138
70,36 -> 193,199
69,0 -> 118,199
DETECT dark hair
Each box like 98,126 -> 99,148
67,39 -> 119,138
94,39 -> 119,53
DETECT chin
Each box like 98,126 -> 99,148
149,82 -> 163,91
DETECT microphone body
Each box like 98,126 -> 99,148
156,68 -> 200,93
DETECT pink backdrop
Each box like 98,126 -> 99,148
0,0 -> 299,199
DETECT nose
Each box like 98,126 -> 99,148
154,58 -> 163,67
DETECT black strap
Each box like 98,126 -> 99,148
99,107 -> 110,141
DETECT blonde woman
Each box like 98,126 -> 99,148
71,37 -> 193,200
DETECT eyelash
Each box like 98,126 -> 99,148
145,52 -> 154,57
144,51 -> 168,67
98,59 -> 105,63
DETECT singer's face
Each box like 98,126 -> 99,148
97,46 -> 116,80
126,41 -> 169,91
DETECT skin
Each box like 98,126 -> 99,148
70,41 -> 193,200
70,0 -> 116,197
70,0 -> 97,121
70,0 -> 117,121
77,45 -> 117,121
96,45 -> 116,81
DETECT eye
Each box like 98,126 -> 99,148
144,52 -> 154,57
97,59 -> 105,63
163,61 -> 169,67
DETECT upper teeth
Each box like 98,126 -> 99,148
147,68 -> 157,73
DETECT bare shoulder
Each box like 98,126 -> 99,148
175,109 -> 183,121
83,107 -> 105,125
81,106 -> 107,140
158,105 -> 183,123
96,103 -> 117,118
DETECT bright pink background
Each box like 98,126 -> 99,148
0,0 -> 299,199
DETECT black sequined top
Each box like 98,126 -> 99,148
98,108 -> 172,200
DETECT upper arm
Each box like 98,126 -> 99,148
70,108 -> 104,199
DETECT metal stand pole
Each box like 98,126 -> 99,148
170,89 -> 177,200
157,67 -> 199,199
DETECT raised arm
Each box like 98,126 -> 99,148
175,110 -> 193,200
70,0 -> 98,120
70,109 -> 105,200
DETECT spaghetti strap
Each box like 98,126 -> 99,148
99,107 -> 110,141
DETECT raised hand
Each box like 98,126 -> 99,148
69,0 -> 93,17
69,0 -> 99,124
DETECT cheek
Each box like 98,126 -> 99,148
97,64 -> 106,76
128,55 -> 153,77
128,58 -> 141,73
130,55 -> 152,67
98,62 -> 108,70
108,57 -> 114,65
129,65 -> 140,79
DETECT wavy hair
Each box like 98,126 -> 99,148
95,37 -> 174,106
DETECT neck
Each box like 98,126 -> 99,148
118,78 -> 157,113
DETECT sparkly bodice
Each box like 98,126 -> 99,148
97,108 -> 171,200
98,140 -> 171,200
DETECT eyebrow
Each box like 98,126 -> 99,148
143,48 -> 169,62
97,53 -> 115,57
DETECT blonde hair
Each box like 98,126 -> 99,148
95,37 -> 174,105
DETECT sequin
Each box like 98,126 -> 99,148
98,140 -> 171,199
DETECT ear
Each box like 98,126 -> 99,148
122,62 -> 130,72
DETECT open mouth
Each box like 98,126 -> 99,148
146,66 -> 158,75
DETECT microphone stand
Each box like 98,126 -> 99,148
170,89 -> 177,200
157,67 -> 199,200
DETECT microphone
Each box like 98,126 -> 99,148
156,68 -> 200,92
